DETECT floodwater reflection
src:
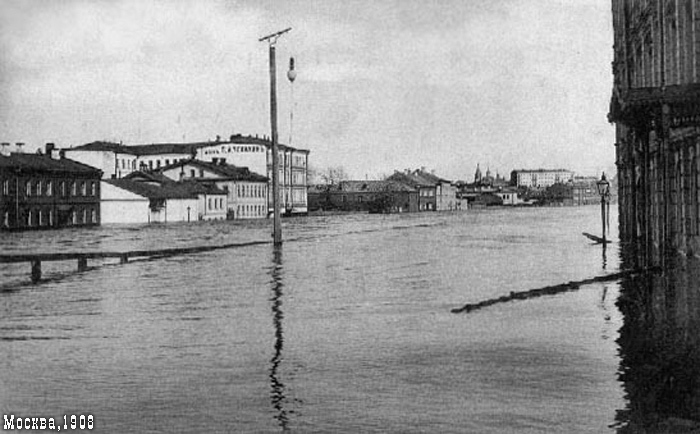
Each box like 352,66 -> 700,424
269,245 -> 289,430
614,250 -> 700,432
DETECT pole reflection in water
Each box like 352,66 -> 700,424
614,248 -> 700,433
602,242 -> 608,270
269,244 -> 289,430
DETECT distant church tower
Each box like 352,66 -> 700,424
474,163 -> 482,183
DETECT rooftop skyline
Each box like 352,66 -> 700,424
0,0 -> 615,180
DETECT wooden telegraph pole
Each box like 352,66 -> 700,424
259,27 -> 291,246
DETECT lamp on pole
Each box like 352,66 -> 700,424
260,27 -> 291,246
596,172 -> 611,244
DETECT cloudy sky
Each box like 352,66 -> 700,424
0,0 -> 614,180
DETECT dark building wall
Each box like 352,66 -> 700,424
610,0 -> 700,267
308,189 -> 419,213
1,166 -> 101,231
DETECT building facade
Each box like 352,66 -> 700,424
157,160 -> 268,219
510,169 -> 574,188
102,172 -> 227,224
609,0 -> 700,267
64,134 -> 309,216
308,180 -> 419,213
0,151 -> 102,230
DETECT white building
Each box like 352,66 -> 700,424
158,159 -> 268,219
101,172 -> 227,224
64,134 -> 309,215
510,169 -> 574,188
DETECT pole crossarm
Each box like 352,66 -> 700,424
259,27 -> 292,45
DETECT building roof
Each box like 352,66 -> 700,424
412,170 -> 450,184
511,169 -> 573,174
338,180 -> 417,193
0,153 -> 103,176
71,134 -> 310,156
67,141 -> 137,154
157,159 -> 268,182
387,170 -> 446,187
105,171 -> 226,199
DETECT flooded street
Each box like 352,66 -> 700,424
1,206 -> 697,433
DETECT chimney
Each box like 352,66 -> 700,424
216,135 -> 221,142
0,142 -> 9,157
15,142 -> 25,153
45,142 -> 61,159
420,166 -> 426,173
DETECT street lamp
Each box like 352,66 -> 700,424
596,172 -> 610,244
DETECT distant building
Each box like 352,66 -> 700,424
494,187 -> 527,206
156,159 -> 268,219
308,180 -> 419,213
510,169 -> 574,188
571,176 -> 602,206
386,168 -> 456,211
0,147 -> 102,231
413,170 -> 458,211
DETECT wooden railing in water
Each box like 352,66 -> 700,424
0,241 -> 271,283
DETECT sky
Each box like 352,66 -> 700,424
0,0 -> 616,181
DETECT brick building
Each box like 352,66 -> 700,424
0,149 -> 102,231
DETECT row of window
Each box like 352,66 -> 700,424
1,179 -> 97,198
237,204 -> 266,217
2,207 -> 97,229
117,158 -> 191,172
207,197 -> 225,211
237,184 -> 265,198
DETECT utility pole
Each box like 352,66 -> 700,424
260,27 -> 291,246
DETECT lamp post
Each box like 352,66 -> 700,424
260,27 -> 291,246
596,172 -> 611,244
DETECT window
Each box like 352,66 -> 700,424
191,169 -> 196,178
27,210 -> 32,227
26,180 -> 31,196
157,160 -> 161,168
165,159 -> 170,166
47,181 -> 52,196
36,181 -> 42,196
90,182 -> 96,196
208,198 -> 212,209
2,179 -> 8,196
81,181 -> 86,196
71,182 -> 77,196
49,210 -> 54,226
91,209 -> 96,223
71,210 -> 77,225
148,161 -> 153,170
60,181 -> 66,197
38,210 -> 43,226
199,169 -> 204,178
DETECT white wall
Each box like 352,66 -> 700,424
100,182 -> 150,223
156,198 -> 198,223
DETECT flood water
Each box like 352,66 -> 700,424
1,206 -> 699,433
